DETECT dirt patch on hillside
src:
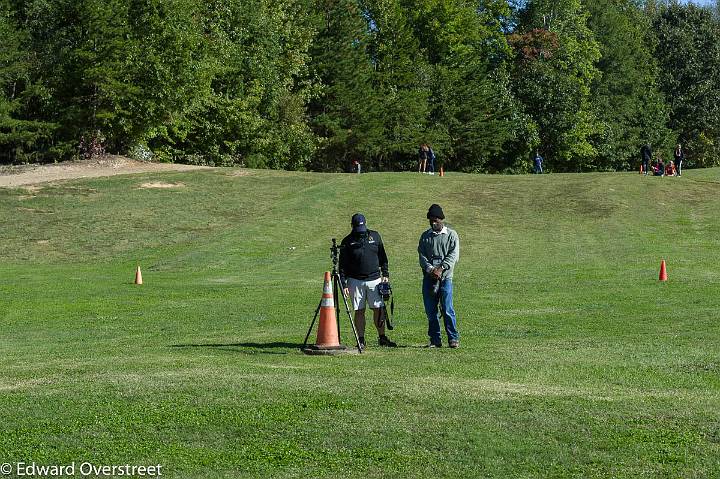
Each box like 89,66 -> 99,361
0,155 -> 213,188
138,181 -> 186,189
226,169 -> 253,177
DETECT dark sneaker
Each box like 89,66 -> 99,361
449,340 -> 460,349
425,342 -> 441,348
378,335 -> 397,347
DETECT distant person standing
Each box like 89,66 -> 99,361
419,144 -> 436,174
641,144 -> 652,175
351,159 -> 361,174
674,144 -> 684,176
418,204 -> 460,348
532,150 -> 543,174
426,145 -> 436,175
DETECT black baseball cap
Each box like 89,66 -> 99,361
351,213 -> 367,233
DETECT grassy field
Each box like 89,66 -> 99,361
1,167 -> 719,478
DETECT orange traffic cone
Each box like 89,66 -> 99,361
134,265 -> 143,285
315,272 -> 340,347
303,272 -> 352,355
639,164 -> 643,174
659,260 -> 667,281
439,166 -> 445,177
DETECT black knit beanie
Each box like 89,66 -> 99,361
427,204 -> 445,219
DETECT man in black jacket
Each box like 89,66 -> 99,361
339,213 -> 396,349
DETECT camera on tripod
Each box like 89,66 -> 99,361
330,238 -> 345,287
331,238 -> 341,268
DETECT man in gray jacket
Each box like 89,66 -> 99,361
418,204 -> 460,348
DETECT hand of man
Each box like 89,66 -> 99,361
431,267 -> 443,280
343,288 -> 350,298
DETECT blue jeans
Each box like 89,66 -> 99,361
422,275 -> 459,345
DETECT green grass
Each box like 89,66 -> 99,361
1,168 -> 719,478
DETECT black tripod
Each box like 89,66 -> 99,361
302,238 -> 363,353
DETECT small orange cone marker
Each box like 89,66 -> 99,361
439,166 -> 445,177
659,260 -> 667,281
135,265 -> 143,285
639,164 -> 643,174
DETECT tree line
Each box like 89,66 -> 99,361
1,0 -> 719,172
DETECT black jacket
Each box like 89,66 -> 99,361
339,230 -> 389,282
641,145 -> 652,161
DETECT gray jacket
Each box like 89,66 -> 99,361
418,226 -> 460,280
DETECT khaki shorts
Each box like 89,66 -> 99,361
346,277 -> 384,311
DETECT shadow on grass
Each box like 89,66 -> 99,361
170,342 -> 431,353
170,342 -> 303,355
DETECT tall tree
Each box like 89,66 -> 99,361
402,0 -> 520,172
510,0 -> 602,171
586,0 -> 671,170
8,0 -> 317,168
360,0 -> 432,170
14,0 -> 138,157
174,0 -> 317,168
124,0 -> 213,158
653,3 -> 720,167
307,0 -> 381,171
0,1 -> 55,163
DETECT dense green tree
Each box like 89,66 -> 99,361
5,0 -> 317,168
0,2 -> 55,163
586,0 -> 671,170
4,0 -> 720,172
653,3 -> 720,167
402,0 -> 521,172
122,0 -> 215,158
307,0 -> 381,171
13,0 -> 138,157
510,0 -> 602,171
166,0 -> 317,168
360,0 -> 432,170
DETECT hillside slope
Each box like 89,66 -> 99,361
1,169 -> 719,478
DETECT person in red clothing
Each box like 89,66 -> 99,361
665,160 -> 676,176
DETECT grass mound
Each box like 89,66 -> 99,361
1,168 -> 719,478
